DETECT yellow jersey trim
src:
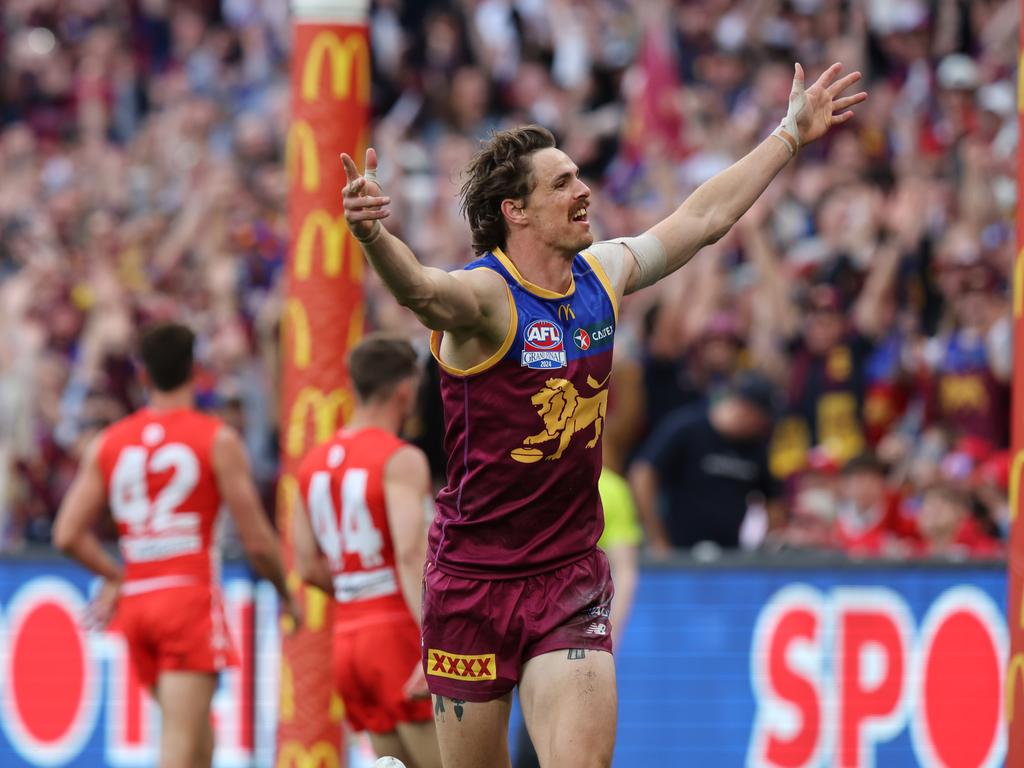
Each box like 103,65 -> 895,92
581,250 -> 619,324
492,247 -> 576,299
429,271 -> 517,377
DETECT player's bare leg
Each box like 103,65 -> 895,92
369,731 -> 415,767
432,693 -> 513,768
394,720 -> 443,768
194,716 -> 214,768
519,649 -> 616,768
154,671 -> 218,768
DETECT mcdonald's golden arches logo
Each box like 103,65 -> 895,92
301,32 -> 370,105
558,303 -> 576,323
279,658 -> 294,723
347,301 -> 365,351
302,582 -> 329,631
277,740 -> 339,768
280,569 -> 299,634
286,387 -> 353,459
329,690 -> 345,723
1008,652 -> 1024,722
285,121 -> 320,193
1018,50 -> 1024,114
1010,450 -> 1024,522
294,210 -> 363,282
276,474 -> 301,559
283,299 -> 312,369
1015,248 -> 1024,318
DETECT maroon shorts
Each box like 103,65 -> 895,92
421,548 -> 614,702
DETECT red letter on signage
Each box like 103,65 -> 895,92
837,602 -> 908,767
750,586 -> 824,768
765,609 -> 821,766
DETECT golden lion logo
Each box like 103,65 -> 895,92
510,374 -> 610,463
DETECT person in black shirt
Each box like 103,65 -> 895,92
630,372 -> 782,554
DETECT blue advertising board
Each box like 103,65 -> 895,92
0,555 -> 1008,767
614,562 -> 1007,767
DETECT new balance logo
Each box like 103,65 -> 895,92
427,649 -> 497,681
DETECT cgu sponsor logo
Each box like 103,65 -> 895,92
301,32 -> 370,105
748,585 -> 1006,768
522,320 -> 566,370
293,210 -> 362,282
0,576 -> 271,767
427,650 -> 497,681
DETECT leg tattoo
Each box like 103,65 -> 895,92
568,648 -> 586,660
434,695 -> 445,722
451,699 -> 465,722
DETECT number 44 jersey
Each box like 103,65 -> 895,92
97,408 -> 225,589
296,427 -> 409,617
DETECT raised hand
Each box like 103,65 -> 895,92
790,62 -> 868,147
341,148 -> 391,243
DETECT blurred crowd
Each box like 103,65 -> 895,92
0,0 -> 1017,560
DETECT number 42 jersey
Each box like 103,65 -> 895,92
97,408 -> 225,590
296,427 -> 409,618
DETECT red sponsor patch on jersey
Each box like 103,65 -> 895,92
573,328 -> 591,350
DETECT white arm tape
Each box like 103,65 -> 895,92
602,233 -> 667,291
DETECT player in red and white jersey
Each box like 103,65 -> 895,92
293,335 -> 441,768
54,323 -> 298,768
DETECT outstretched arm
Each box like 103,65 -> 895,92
341,149 -> 507,336
603,63 -> 867,296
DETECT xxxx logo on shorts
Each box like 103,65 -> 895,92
427,649 -> 497,681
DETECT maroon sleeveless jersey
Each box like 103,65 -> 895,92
429,248 -> 618,578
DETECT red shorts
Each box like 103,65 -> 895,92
421,548 -> 614,702
333,610 -> 433,733
114,582 -> 238,688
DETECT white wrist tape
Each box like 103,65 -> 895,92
354,220 -> 382,245
354,166 -> 385,245
772,65 -> 806,156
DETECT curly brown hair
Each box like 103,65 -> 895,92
459,125 -> 556,256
